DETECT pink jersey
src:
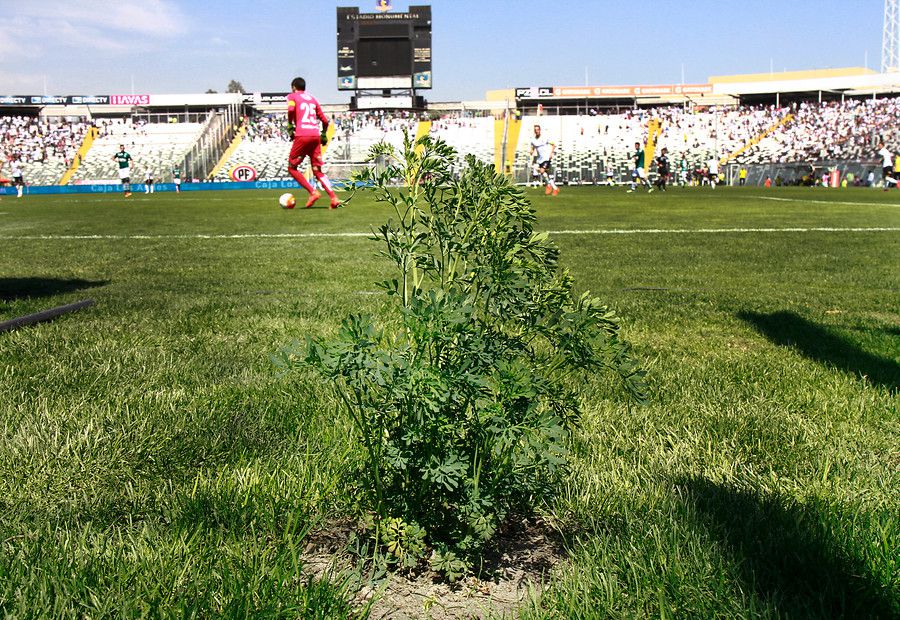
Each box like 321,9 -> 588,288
287,91 -> 328,138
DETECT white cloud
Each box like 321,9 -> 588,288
0,0 -> 188,58
0,68 -> 45,92
27,0 -> 189,37
0,18 -> 39,58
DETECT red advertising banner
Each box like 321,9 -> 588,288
110,94 -> 151,106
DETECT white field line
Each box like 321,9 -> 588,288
15,196 -> 279,204
757,196 -> 900,208
547,227 -> 900,234
0,232 -> 371,240
0,227 -> 898,241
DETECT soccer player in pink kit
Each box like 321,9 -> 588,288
286,77 -> 340,208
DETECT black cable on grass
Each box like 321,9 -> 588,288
0,299 -> 95,333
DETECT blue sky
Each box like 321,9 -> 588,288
0,0 -> 886,103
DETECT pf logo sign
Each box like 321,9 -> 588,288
230,164 -> 258,182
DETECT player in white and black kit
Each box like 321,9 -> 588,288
707,156 -> 719,190
144,169 -> 154,194
529,159 -> 542,187
530,125 -> 559,196
877,142 -> 896,190
11,157 -> 24,198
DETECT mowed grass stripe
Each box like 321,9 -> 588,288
1,187 -> 897,617
758,196 -> 900,207
1,227 -> 898,241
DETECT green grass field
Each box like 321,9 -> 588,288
1,186 -> 898,618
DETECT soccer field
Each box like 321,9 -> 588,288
1,186 -> 898,617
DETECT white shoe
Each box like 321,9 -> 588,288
626,189 -> 634,193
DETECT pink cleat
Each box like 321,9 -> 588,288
305,190 -> 321,208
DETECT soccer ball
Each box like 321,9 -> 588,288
279,193 -> 296,209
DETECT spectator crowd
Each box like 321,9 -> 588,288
4,97 -> 900,186
1,115 -> 89,167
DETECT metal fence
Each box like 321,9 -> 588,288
176,103 -> 243,181
726,161 -> 884,187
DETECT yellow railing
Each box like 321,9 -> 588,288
720,113 -> 794,166
321,122 -> 336,157
495,116 -> 522,176
58,126 -> 98,185
644,118 -> 662,173
412,119 -> 432,156
208,125 -> 247,179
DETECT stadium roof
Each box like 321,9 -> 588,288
708,67 -> 877,83
495,67 -> 900,106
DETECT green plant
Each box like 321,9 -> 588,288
275,131 -> 646,575
429,546 -> 469,583
376,515 -> 427,570
4,186 -> 897,616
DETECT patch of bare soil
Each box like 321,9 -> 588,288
301,516 -> 567,619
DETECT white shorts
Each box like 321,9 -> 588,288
633,167 -> 646,179
118,167 -> 131,180
174,178 -> 181,185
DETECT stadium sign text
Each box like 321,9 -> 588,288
0,94 -> 147,106
71,95 -> 110,105
230,165 -> 258,182
110,94 -> 151,106
242,92 -> 289,105
516,83 -> 714,99
30,96 -> 67,104
515,87 -> 554,99
348,12 -> 421,20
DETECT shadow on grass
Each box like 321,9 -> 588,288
738,310 -> 899,392
679,477 -> 897,618
0,277 -> 108,302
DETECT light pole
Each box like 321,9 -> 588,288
883,0 -> 900,72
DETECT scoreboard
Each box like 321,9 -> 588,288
336,5 -> 432,92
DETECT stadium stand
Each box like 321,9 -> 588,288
428,115 -> 494,165
213,110 -> 499,183
508,99 -> 900,185
1,115 -> 90,185
70,118 -> 203,183
6,93 -> 900,188
167,99 -> 900,186
213,111 -> 423,181
761,98 -> 900,163
332,111 -> 420,162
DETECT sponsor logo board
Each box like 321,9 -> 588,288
230,164 -> 258,182
110,94 -> 151,106
517,84 -> 714,99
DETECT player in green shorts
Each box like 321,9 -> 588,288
627,142 -> 653,193
113,145 -> 133,197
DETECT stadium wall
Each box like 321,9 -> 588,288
738,161 -> 884,187
0,179 -> 356,196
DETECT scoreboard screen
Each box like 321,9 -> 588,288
337,5 -> 432,90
